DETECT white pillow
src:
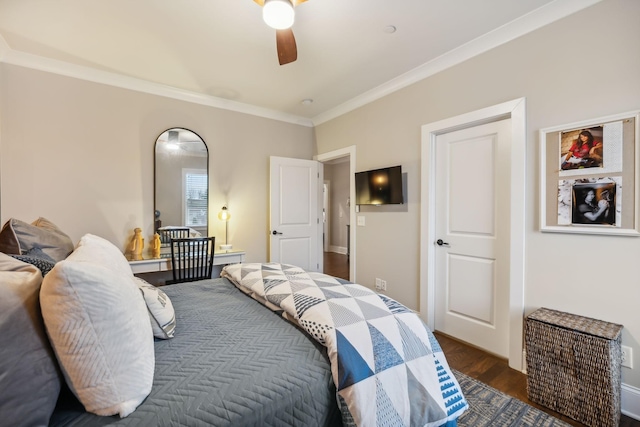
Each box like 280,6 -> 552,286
135,277 -> 176,339
71,233 -> 134,279
41,235 -> 154,418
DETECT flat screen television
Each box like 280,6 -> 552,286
355,165 -> 403,205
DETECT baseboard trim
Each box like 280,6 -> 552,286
622,383 -> 640,421
328,245 -> 347,255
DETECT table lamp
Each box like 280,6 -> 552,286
218,205 -> 232,250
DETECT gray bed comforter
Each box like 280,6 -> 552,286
49,278 -> 341,427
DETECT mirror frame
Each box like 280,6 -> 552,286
154,127 -> 209,238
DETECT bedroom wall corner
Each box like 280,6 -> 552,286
313,0 -> 640,398
0,64 -> 314,263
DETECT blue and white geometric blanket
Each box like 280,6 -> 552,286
221,263 -> 468,427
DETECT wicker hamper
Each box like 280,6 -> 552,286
525,308 -> 623,427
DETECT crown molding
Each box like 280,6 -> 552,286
0,46 -> 314,128
311,0 -> 602,126
0,0 -> 600,128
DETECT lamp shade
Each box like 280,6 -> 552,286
263,0 -> 294,30
218,205 -> 231,221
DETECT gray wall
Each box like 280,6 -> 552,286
315,0 -> 640,388
324,162 -> 349,251
0,64 -> 314,261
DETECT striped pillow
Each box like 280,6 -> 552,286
135,277 -> 176,339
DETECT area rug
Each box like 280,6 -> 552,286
454,370 -> 571,427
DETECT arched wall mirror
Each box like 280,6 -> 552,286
154,128 -> 209,241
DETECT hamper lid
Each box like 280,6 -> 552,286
527,307 -> 623,340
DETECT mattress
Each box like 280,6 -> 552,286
49,278 -> 341,427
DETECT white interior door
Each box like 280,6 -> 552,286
269,156 -> 323,272
434,119 -> 511,357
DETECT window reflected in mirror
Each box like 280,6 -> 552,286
154,128 -> 208,252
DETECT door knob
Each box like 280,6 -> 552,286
272,230 -> 283,235
436,239 -> 450,246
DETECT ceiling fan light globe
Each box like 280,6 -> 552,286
263,0 -> 295,30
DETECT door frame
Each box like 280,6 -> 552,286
323,180 -> 330,252
315,145 -> 356,283
420,98 -> 526,371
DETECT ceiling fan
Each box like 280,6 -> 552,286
253,0 -> 307,65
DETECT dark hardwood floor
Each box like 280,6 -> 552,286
435,331 -> 639,427
323,251 -> 349,280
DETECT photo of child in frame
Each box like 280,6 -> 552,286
571,182 -> 616,225
560,126 -> 603,171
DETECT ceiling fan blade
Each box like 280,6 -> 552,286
276,28 -> 297,65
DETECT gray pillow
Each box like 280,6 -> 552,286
23,247 -> 57,263
10,254 -> 56,276
0,253 -> 62,425
0,217 -> 73,262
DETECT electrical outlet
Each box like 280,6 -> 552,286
375,278 -> 382,290
622,345 -> 633,369
381,280 -> 387,291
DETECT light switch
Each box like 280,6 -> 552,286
357,216 -> 365,226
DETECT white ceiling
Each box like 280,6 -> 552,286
0,0 -> 599,126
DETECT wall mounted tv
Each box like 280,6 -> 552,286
355,165 -> 404,205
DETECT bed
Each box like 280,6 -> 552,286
0,223 -> 466,427
49,277 -> 342,427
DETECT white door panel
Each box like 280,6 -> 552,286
435,119 -> 510,357
448,136 -> 496,235
280,166 -> 312,224
270,156 -> 323,272
279,237 -> 312,269
448,254 -> 495,324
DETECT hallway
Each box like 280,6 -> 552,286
323,251 -> 349,280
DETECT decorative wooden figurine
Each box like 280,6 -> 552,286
151,233 -> 162,258
126,227 -> 144,260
